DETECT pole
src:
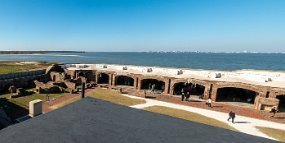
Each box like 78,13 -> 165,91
81,82 -> 85,98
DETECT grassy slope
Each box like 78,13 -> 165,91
49,96 -> 81,110
10,93 -> 66,108
144,105 -> 237,131
0,93 -> 65,115
0,62 -> 50,74
256,126 -> 285,142
86,88 -> 146,106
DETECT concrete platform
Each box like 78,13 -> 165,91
0,97 -> 278,143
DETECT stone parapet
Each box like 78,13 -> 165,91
254,97 -> 279,111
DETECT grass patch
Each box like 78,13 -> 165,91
49,96 -> 81,110
86,88 -> 145,106
0,92 -> 66,109
144,106 -> 237,131
256,126 -> 285,142
10,93 -> 66,108
0,92 -> 66,119
0,61 -> 50,74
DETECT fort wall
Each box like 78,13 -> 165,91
64,64 -> 285,111
0,70 -> 46,93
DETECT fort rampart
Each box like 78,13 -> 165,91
62,64 -> 285,111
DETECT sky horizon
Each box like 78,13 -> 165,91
0,0 -> 284,52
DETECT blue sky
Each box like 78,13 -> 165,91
0,0 -> 284,52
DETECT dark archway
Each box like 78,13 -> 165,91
216,87 -> 257,104
97,73 -> 109,84
78,72 -> 85,77
276,95 -> 285,112
141,79 -> 165,92
173,82 -> 185,95
173,82 -> 205,96
115,76 -> 134,86
190,84 -> 205,96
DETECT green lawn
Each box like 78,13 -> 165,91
144,106 -> 237,131
10,93 -> 66,108
49,96 -> 81,110
0,61 -> 51,74
86,88 -> 146,106
256,126 -> 285,142
0,92 -> 66,119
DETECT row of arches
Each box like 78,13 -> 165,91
96,73 -> 285,111
98,74 -> 135,86
173,82 -> 205,96
97,73 -> 165,91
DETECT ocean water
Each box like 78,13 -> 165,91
0,52 -> 284,71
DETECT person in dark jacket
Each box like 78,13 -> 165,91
185,85 -> 192,101
270,106 -> 278,117
227,111 -> 236,123
185,92 -> 190,101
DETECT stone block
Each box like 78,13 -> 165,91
29,99 -> 43,117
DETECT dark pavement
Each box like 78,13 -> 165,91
0,97 -> 279,143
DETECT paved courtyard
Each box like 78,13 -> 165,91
0,97 -> 277,143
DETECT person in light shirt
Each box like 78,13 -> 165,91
206,98 -> 212,108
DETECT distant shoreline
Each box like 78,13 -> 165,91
0,51 -> 85,55
0,54 -> 80,57
0,51 -> 284,54
0,52 -> 284,71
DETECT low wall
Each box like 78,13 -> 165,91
0,70 -> 47,93
0,70 -> 45,80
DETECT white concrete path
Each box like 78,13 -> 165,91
122,94 -> 285,141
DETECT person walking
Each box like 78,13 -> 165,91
185,92 -> 190,101
151,84 -> 156,93
46,94 -> 50,101
148,83 -> 152,91
227,111 -> 236,123
185,85 -> 191,101
206,98 -> 212,107
270,106 -> 278,117
181,88 -> 185,101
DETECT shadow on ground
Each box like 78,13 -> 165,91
0,98 -> 28,122
234,121 -> 251,124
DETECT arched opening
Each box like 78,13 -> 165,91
217,87 -> 257,104
78,72 -> 85,77
276,95 -> 285,112
141,79 -> 165,93
115,76 -> 134,86
173,82 -> 205,97
97,73 -> 109,84
173,82 -> 185,95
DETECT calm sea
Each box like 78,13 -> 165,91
0,52 -> 284,71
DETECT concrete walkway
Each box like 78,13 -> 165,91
122,94 -> 285,140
